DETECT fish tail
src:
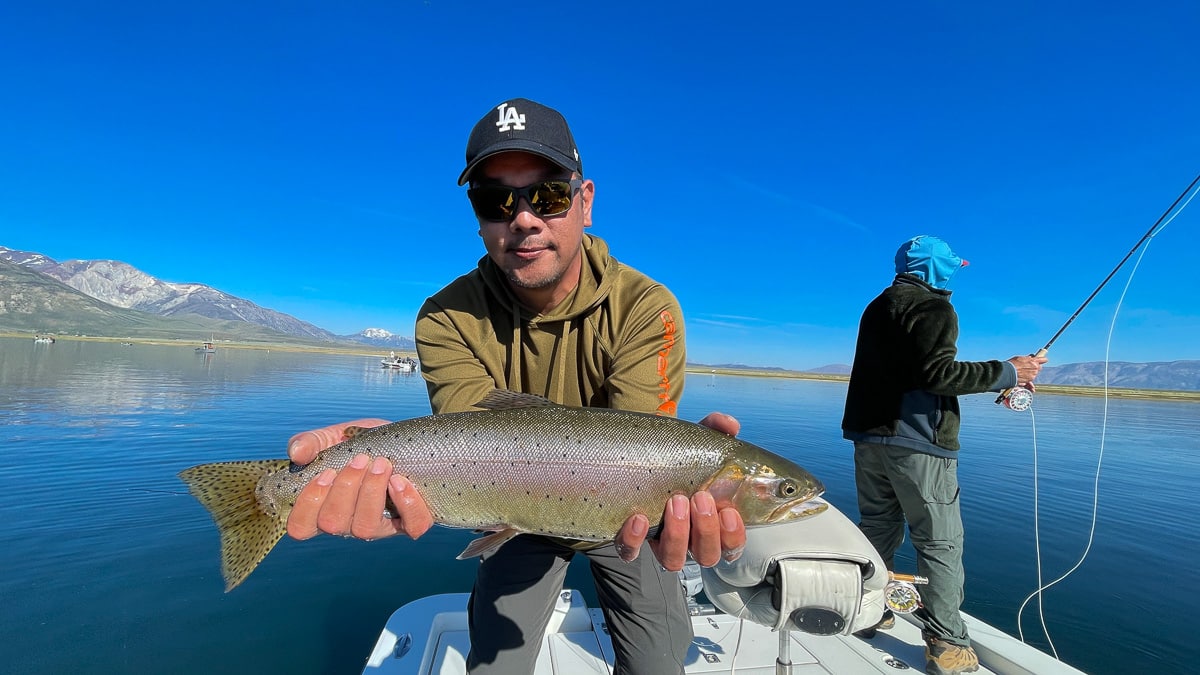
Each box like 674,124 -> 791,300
178,459 -> 291,592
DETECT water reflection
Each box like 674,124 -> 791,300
0,339 -> 1194,675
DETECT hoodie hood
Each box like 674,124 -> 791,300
894,235 -> 968,290
474,234 -> 615,403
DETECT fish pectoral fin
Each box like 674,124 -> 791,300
456,528 -> 521,559
472,390 -> 559,411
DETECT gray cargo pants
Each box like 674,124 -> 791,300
466,534 -> 692,675
853,441 -> 970,646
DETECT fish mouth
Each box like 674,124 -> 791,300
770,496 -> 829,522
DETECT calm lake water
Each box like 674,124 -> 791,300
2,338 -> 1196,674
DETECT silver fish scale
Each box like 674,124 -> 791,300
264,406 -> 741,540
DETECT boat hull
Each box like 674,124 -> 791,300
361,589 -> 1087,675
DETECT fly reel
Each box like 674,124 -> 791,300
884,572 -> 928,614
1000,387 -> 1033,412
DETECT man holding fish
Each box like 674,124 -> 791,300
283,98 -> 764,675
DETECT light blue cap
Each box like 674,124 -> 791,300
895,235 -> 968,289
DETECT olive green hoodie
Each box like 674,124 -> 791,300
415,234 -> 685,418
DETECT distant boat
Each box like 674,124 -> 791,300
381,355 -> 418,372
195,335 -> 216,354
34,335 -> 56,344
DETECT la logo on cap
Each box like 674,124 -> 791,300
496,103 -> 526,132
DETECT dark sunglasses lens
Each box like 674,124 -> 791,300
468,186 -> 517,221
528,181 -> 574,217
468,180 -> 577,221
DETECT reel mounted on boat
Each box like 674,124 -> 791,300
884,572 -> 927,614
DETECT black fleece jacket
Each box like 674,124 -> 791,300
841,274 -> 1016,457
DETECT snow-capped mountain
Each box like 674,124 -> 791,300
0,246 -> 356,342
342,328 -> 416,349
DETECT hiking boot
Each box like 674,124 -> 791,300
925,636 -> 979,675
852,609 -> 895,638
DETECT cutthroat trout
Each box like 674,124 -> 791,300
179,390 -> 826,591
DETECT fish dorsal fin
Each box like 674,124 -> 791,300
472,389 -> 559,411
456,528 -> 522,559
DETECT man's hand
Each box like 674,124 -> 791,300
613,412 -> 748,571
1007,354 -> 1049,391
285,419 -> 435,542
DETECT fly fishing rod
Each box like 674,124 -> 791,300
997,172 -> 1200,411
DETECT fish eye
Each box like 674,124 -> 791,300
777,480 -> 798,498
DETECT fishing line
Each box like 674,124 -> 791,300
127,488 -> 189,496
997,172 -> 1200,409
725,586 -> 774,674
1015,177 -> 1198,654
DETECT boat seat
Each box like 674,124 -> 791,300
701,500 -> 888,636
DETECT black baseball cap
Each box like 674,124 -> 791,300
458,98 -> 583,185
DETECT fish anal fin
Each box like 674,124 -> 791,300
456,528 -> 522,559
472,390 -> 559,411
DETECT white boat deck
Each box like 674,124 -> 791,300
362,588 -> 1086,675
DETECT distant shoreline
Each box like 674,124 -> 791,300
7,331 -> 1198,403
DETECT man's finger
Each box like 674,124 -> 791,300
698,412 -> 740,437
350,457 -> 393,539
614,513 -> 649,562
688,491 -> 721,567
286,468 -> 336,540
388,475 -> 435,539
315,454 -> 370,535
718,507 -> 746,562
650,494 -> 691,572
287,419 -> 390,465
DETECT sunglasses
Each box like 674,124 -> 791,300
467,178 -> 584,222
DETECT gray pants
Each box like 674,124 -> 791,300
853,442 -> 970,645
466,534 -> 692,675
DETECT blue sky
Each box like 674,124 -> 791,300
2,2 -> 1198,370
